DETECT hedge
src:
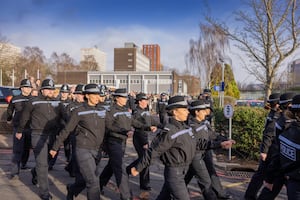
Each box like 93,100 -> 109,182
213,106 -> 268,160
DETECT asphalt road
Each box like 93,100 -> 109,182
0,134 -> 287,200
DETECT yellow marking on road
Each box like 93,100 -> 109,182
224,181 -> 247,188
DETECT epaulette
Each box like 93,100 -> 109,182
163,127 -> 170,131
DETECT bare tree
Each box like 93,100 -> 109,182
50,52 -> 78,73
208,0 -> 300,100
186,23 -> 229,89
14,46 -> 52,85
80,55 -> 99,71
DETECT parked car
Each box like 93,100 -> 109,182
0,86 -> 21,104
235,99 -> 264,107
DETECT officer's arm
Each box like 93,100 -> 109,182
6,98 -> 15,122
51,110 -> 79,151
17,100 -> 33,133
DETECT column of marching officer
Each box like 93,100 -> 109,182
9,78 -> 238,200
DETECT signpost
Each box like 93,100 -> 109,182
224,104 -> 234,160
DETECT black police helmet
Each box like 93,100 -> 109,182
73,84 -> 84,94
166,95 -> 188,110
41,79 -> 55,90
83,84 -> 100,94
60,84 -> 70,93
20,79 -> 32,88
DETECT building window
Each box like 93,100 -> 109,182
128,65 -> 133,68
128,59 -> 132,62
128,53 -> 133,56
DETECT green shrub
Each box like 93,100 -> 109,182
213,106 -> 267,160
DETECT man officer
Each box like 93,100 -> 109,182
7,79 -> 33,179
17,79 -> 60,200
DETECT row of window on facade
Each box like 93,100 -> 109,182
89,79 -> 172,84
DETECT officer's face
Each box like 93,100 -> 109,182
195,109 -> 206,121
41,89 -> 54,98
75,94 -> 85,103
116,96 -> 128,107
60,92 -> 69,100
139,99 -> 148,109
86,93 -> 100,106
173,107 -> 189,122
21,87 -> 32,96
98,95 -> 106,103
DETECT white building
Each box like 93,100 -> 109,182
81,47 -> 106,71
0,43 -> 21,67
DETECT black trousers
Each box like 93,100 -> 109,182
156,165 -> 190,200
203,150 -> 227,197
100,139 -> 131,200
244,159 -> 266,199
257,174 -> 285,200
69,148 -> 101,200
185,152 -> 217,200
31,134 -> 51,199
287,179 -> 300,200
133,136 -> 150,189
11,127 -> 31,175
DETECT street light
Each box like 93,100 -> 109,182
219,58 -> 225,107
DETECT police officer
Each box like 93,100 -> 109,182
156,92 -> 168,126
131,95 -> 197,200
64,84 -> 85,177
130,92 -> 160,191
245,93 -> 281,200
100,88 -> 144,200
50,83 -> 106,200
185,100 -> 235,200
276,94 -> 300,199
17,78 -> 59,200
48,84 -> 72,170
202,100 -> 232,199
260,92 -> 296,200
7,79 -> 33,179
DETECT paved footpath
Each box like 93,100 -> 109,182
0,133 -> 287,200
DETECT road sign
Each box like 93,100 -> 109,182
224,104 -> 234,119
220,81 -> 225,91
213,85 -> 220,91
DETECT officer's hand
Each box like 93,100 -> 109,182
127,130 -> 134,138
49,150 -> 57,158
15,133 -> 22,140
150,126 -> 157,133
131,167 -> 139,176
143,144 -> 149,149
260,153 -> 267,161
263,180 -> 273,191
220,140 -> 236,149
6,120 -> 12,125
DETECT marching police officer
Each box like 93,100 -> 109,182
260,92 -> 296,199
129,92 -> 160,191
245,93 -> 281,200
17,79 -> 60,200
156,92 -> 168,126
185,99 -> 235,200
131,95 -> 197,200
7,79 -> 33,179
64,84 -> 85,177
50,83 -> 106,200
100,88 -> 144,200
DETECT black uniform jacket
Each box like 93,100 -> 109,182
260,109 -> 280,154
135,117 -> 196,171
17,94 -> 60,134
133,106 -> 160,145
52,102 -> 106,151
7,94 -> 32,127
106,103 -> 144,141
189,117 -> 222,155
279,120 -> 300,180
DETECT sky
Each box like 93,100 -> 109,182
0,0 -> 259,84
